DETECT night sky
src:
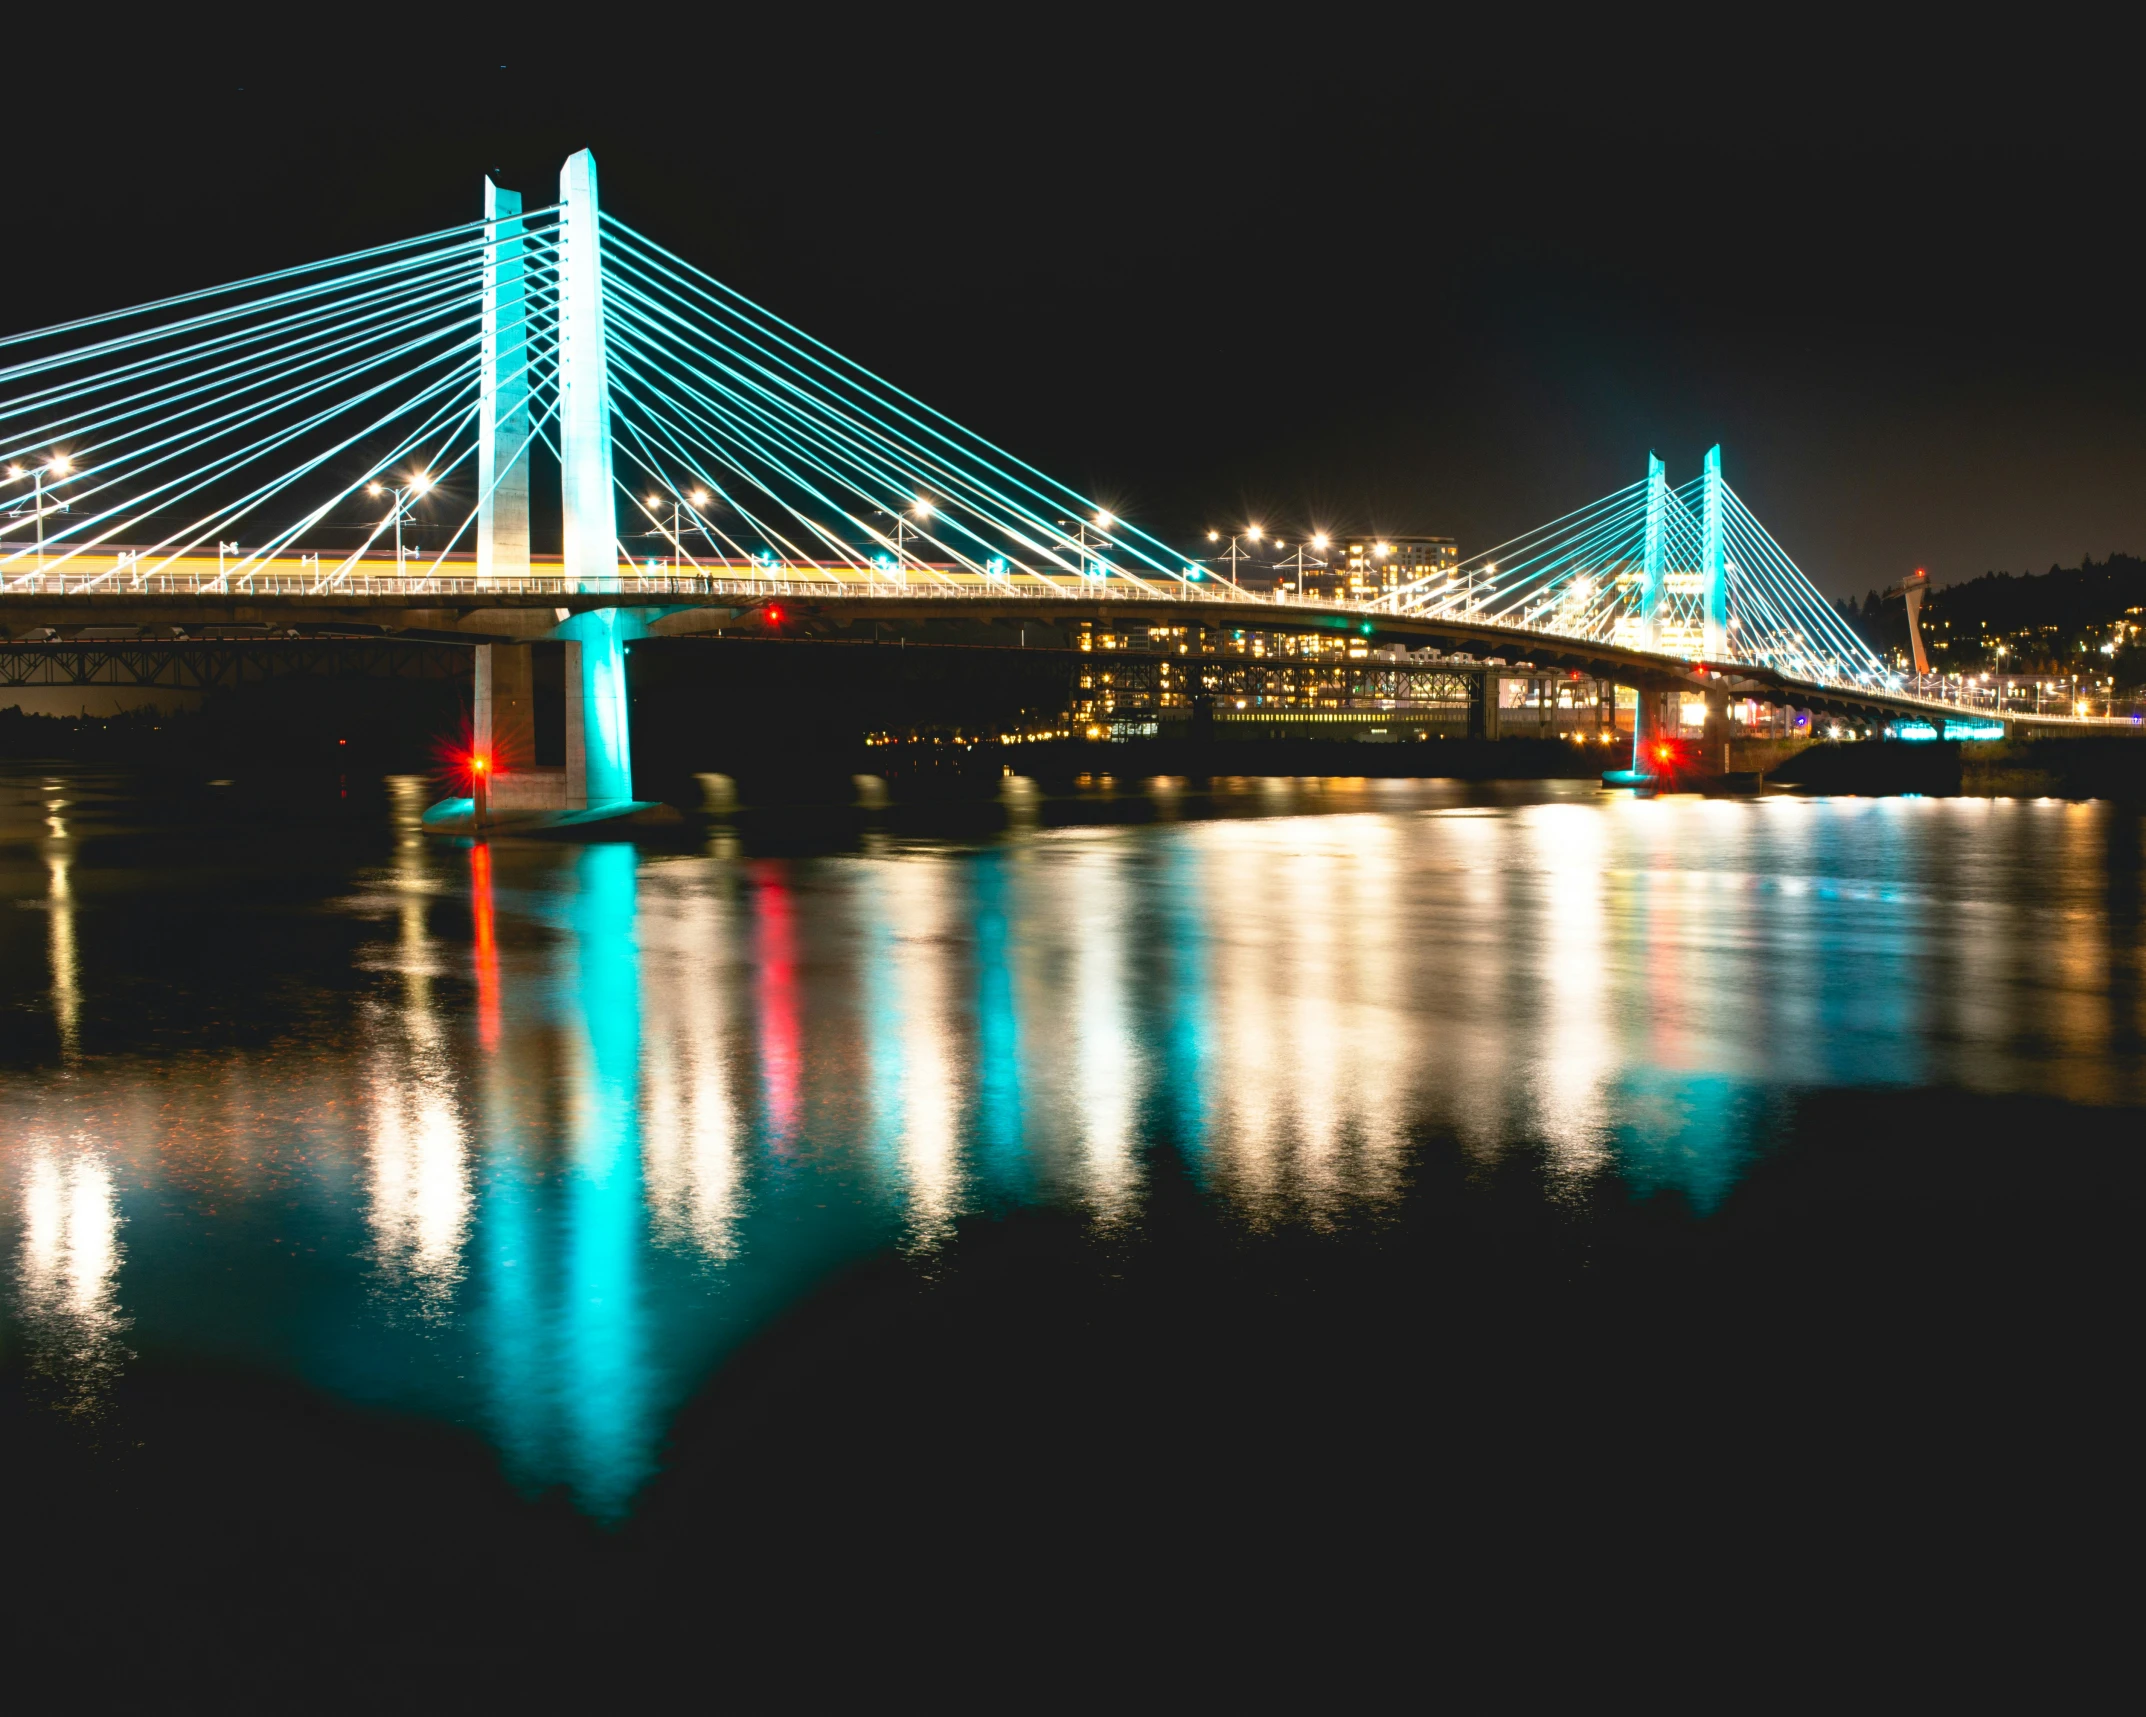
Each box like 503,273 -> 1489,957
12,25 -> 2143,599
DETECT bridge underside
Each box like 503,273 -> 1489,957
0,588 -> 2018,732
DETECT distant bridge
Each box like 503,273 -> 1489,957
3,152 -> 2127,816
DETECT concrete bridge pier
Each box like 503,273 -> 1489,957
1702,682 -> 1732,774
431,614 -> 655,830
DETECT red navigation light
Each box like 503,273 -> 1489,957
766,605 -> 784,625
472,753 -> 490,775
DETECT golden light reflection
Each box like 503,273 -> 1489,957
1521,803 -> 1614,1188
46,845 -> 79,1061
1060,845 -> 1140,1219
362,792 -> 471,1311
867,857 -> 965,1249
15,1144 -> 130,1416
640,873 -> 747,1261
1201,814 -> 1412,1220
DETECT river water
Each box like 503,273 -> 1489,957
2,768 -> 2140,1535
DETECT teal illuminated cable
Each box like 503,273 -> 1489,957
601,219 -> 1157,556
1,281 -> 482,483
601,230 -> 1179,579
2,289 -> 482,487
602,285 -> 1110,580
610,399 -> 870,574
0,226 -> 504,381
130,376 -> 480,582
10,335 -> 478,570
23,367 -> 478,579
606,321 -> 1048,579
0,254 -> 484,436
4,313 -> 479,555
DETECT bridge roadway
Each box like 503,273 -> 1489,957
0,553 -> 2118,734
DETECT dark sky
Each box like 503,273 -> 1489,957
12,21 -> 2144,599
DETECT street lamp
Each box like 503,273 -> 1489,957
1275,530 -> 1330,598
4,454 -> 72,571
875,496 -> 935,580
1055,509 -> 1113,581
646,486 -> 714,575
1204,526 -> 1259,591
367,472 -> 432,573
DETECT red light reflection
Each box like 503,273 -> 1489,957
471,843 -> 500,1051
754,867 -> 801,1148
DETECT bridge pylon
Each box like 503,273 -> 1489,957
477,179 -> 531,583
1639,452 -> 1666,650
1701,444 -> 1727,660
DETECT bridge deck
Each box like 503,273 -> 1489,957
0,555 -> 2132,733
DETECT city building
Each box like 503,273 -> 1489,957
1277,536 -> 1458,602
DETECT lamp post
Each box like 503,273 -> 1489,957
647,486 -> 711,575
6,455 -> 72,571
875,496 -> 935,581
367,473 -> 432,573
1055,510 -> 1113,582
1274,531 -> 1329,599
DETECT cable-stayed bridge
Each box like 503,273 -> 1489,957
1,151 -> 2121,819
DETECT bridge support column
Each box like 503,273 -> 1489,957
477,179 -> 531,582
1703,681 -> 1731,773
1469,670 -> 1497,740
473,643 -> 536,773
557,609 -> 646,806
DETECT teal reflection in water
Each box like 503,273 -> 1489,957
2,774 -> 2142,1514
562,845 -> 648,1516
969,851 -> 1031,1206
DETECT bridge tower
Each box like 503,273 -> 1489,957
1701,444 -> 1727,660
478,179 -> 531,583
554,149 -> 637,808
1639,452 -> 1667,650
1627,453 -> 1670,771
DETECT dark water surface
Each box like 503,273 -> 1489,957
3,765 -> 2136,1683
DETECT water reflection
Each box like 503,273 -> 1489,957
363,788 -> 471,1313
3,774 -> 2143,1509
45,785 -> 79,1061
862,857 -> 966,1249
15,1143 -> 128,1417
638,867 -> 747,1263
